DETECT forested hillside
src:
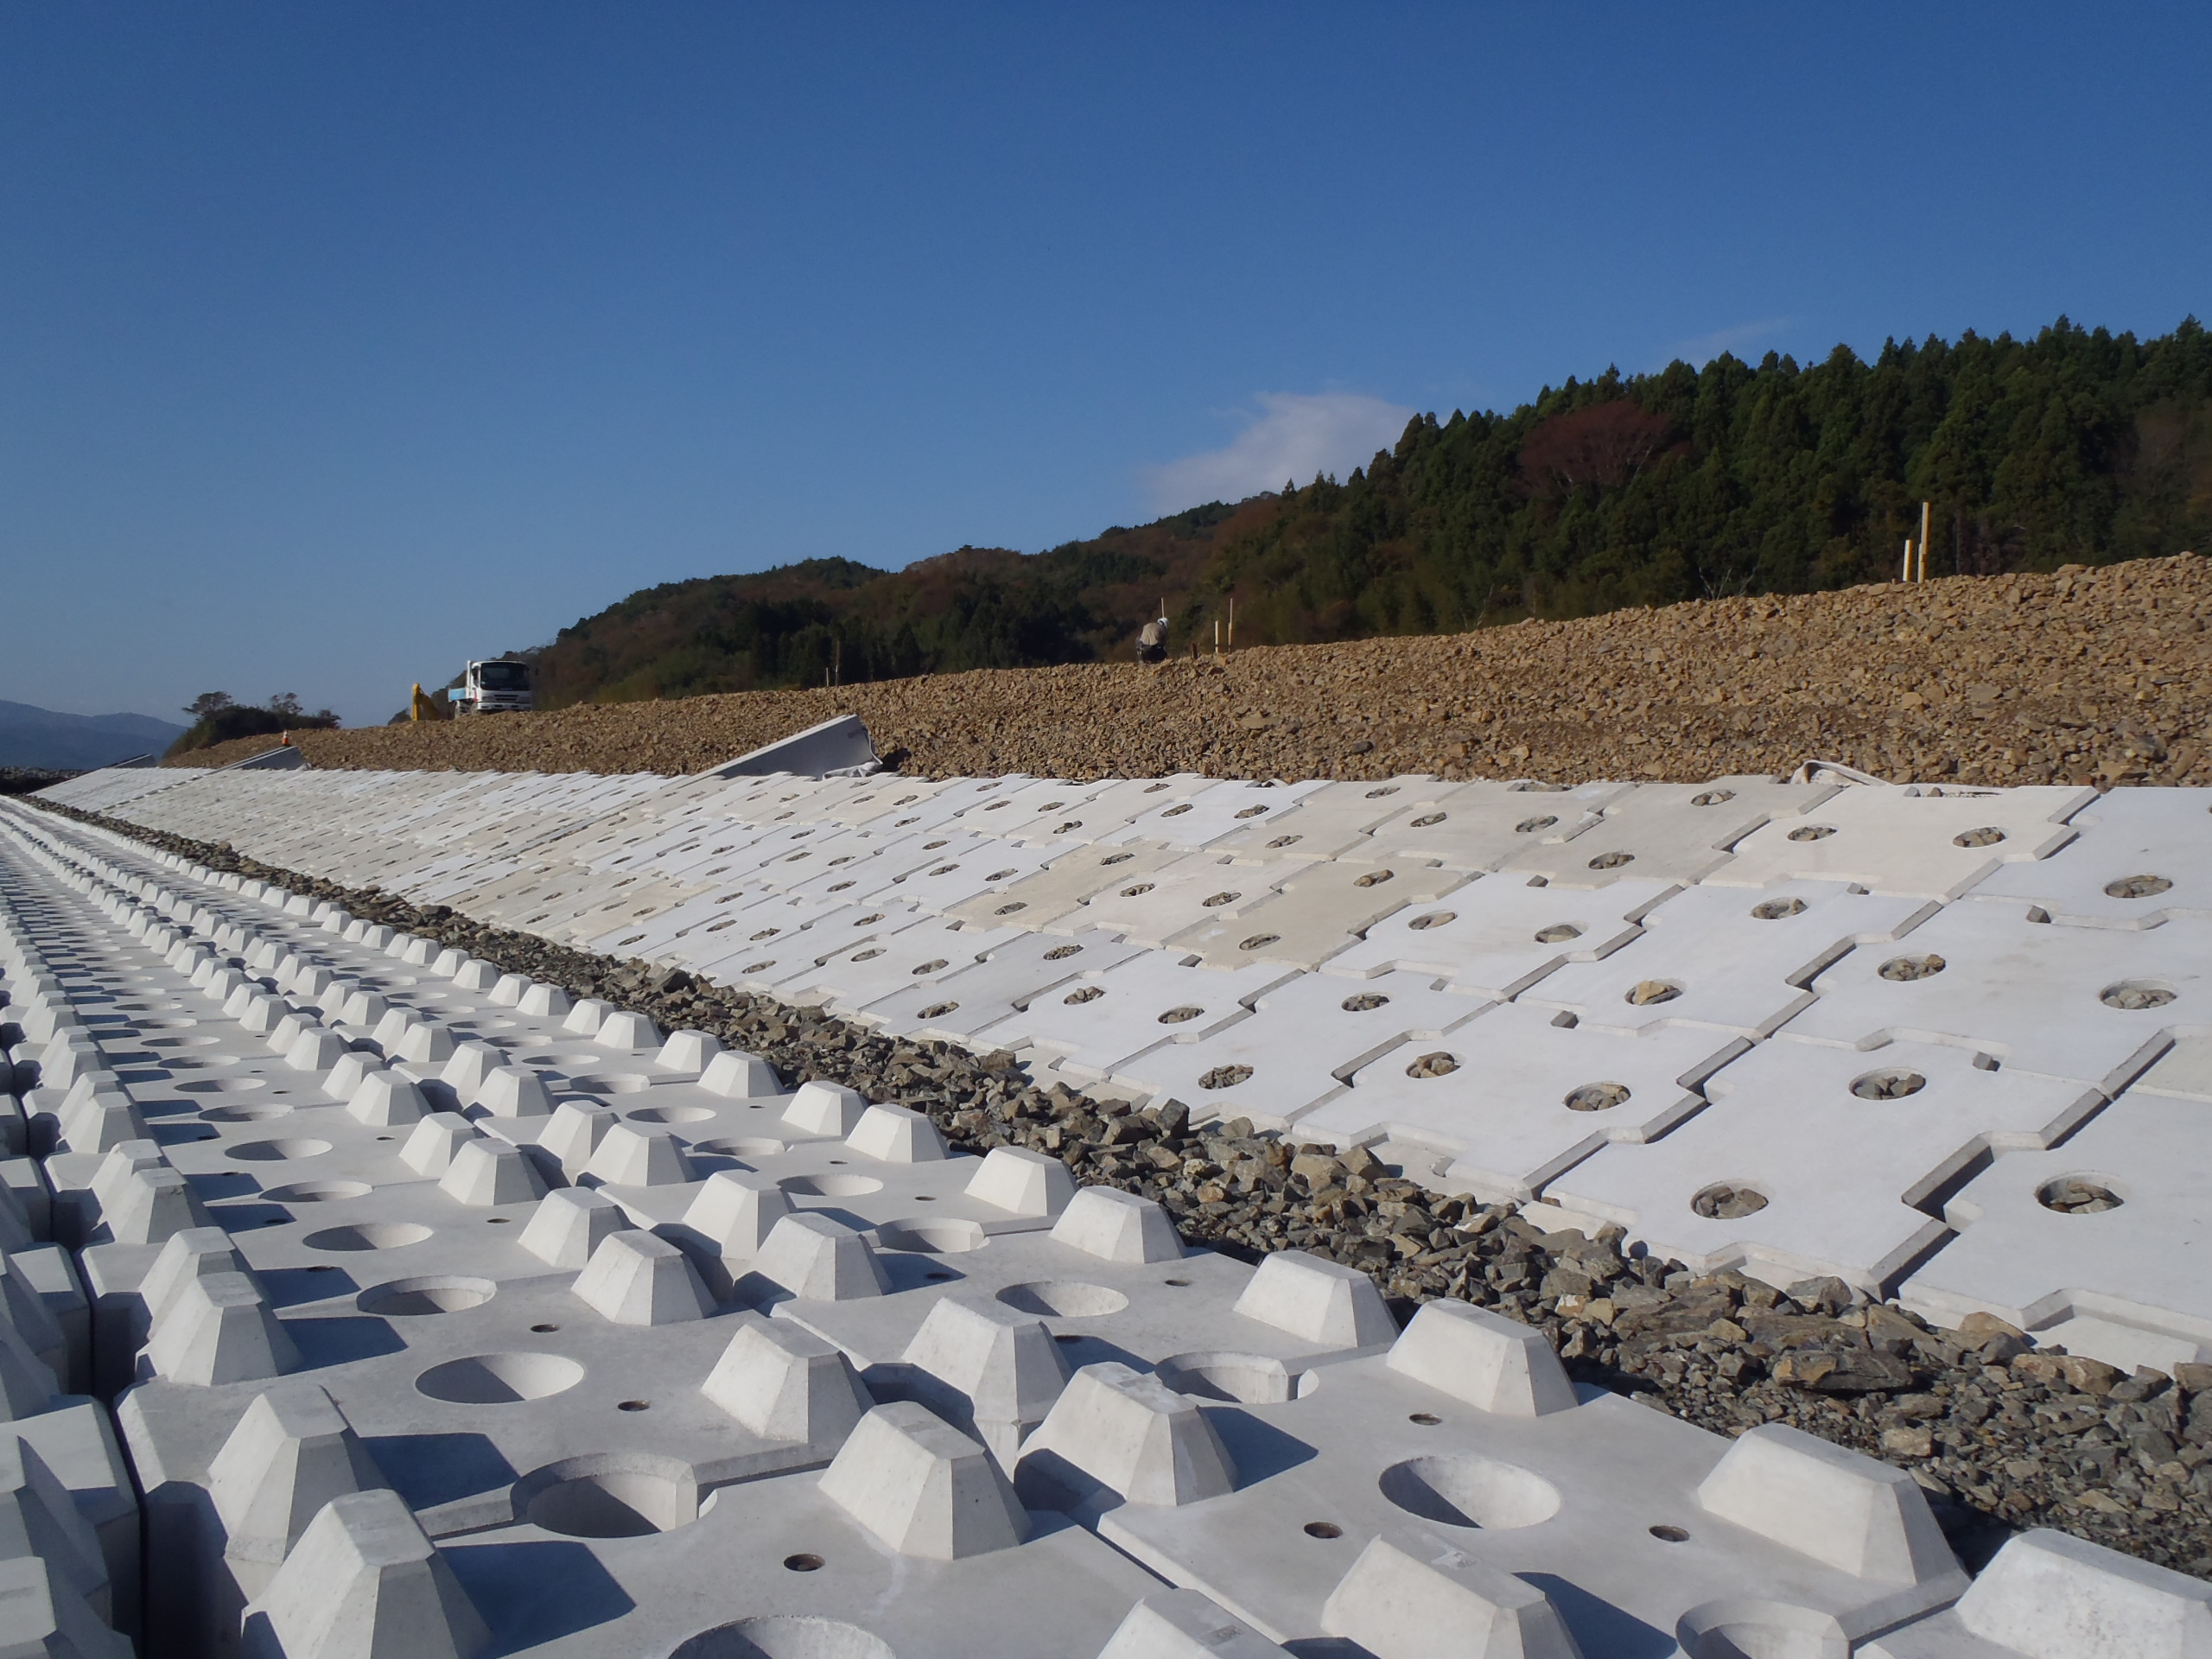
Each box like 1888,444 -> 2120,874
531,317 -> 2212,707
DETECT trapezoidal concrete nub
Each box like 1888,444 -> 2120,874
900,1295 -> 1071,1466
965,1146 -> 1076,1218
748,1214 -> 888,1302
1320,1534 -> 1584,1659
209,1382 -> 385,1596
1230,1250 -> 1397,1349
1696,1423 -> 1964,1592
1385,1301 -> 1579,1418
572,1230 -> 715,1325
242,1488 -> 488,1659
1050,1187 -> 1184,1264
701,1315 -> 872,1443
518,1188 -> 627,1269
1942,1527 -> 2212,1659
818,1402 -> 1028,1560
1096,1590 -> 1292,1658
1015,1361 -> 1236,1512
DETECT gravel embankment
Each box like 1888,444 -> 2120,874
40,796 -> 2212,1582
171,556 -> 2212,785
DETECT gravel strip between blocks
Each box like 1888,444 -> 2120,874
30,795 -> 2212,1583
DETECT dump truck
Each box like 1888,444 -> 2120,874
451,658 -> 532,715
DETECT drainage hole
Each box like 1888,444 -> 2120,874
1408,1413 -> 1442,1426
1649,1524 -> 1691,1543
1304,1522 -> 1344,1540
783,1554 -> 824,1573
531,1324 -> 560,1333
617,1399 -> 650,1412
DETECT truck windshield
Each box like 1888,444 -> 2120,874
476,664 -> 529,691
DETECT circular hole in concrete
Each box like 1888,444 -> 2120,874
694,1138 -> 782,1160
668,1617 -> 892,1659
1953,826 -> 2006,849
778,1173 -> 883,1198
1405,1052 -> 1459,1079
261,1180 -> 372,1203
1692,1184 -> 1768,1219
1407,912 -> 1455,931
1118,884 -> 1155,898
305,1223 -> 432,1251
1515,816 -> 1558,834
916,1002 -> 957,1020
177,1077 -> 269,1094
874,1218 -> 986,1254
1564,1083 -> 1630,1112
782,1554 -> 824,1573
525,1464 -> 696,1539
359,1276 -> 497,1315
625,1105 -> 714,1125
923,1271 -> 956,1282
1201,892 -> 1240,908
1677,1601 -> 1848,1659
2105,874 -> 2173,899
1340,993 -> 1389,1012
1878,954 -> 1946,981
1379,1455 -> 1562,1529
1238,934 -> 1281,951
1627,980 -> 1682,1006
2101,981 -> 2176,1010
1850,1070 -> 1927,1100
1691,790 -> 1735,806
1041,945 -> 1081,961
1267,835 -> 1303,849
531,1324 -> 560,1333
1199,1065 -> 1253,1090
1408,1412 -> 1442,1426
486,1217 -> 512,1224
1529,924 -> 1584,946
416,1352 -> 583,1404
1303,1522 -> 1343,1539
997,1281 -> 1130,1318
1353,870 -> 1395,888
1157,1351 -> 1299,1404
1788,825 -> 1837,842
2038,1177 -> 2124,1214
618,1400 -> 650,1412
1159,1006 -> 1205,1024
1063,987 -> 1104,1005
200,1103 -> 292,1122
1751,898 -> 1808,920
567,1075 -> 651,1095
1650,1523 -> 1691,1542
1588,851 -> 1635,870
1411,812 -> 1446,827
1162,1278 -> 1192,1287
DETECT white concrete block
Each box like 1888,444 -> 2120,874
1319,1533 -> 1582,1659
783,1079 -> 866,1136
283,1027 -> 352,1073
1052,1187 -> 1185,1264
1095,1592 -> 1292,1659
700,1315 -> 872,1443
676,1171 -> 791,1264
1864,1527 -> 2212,1659
818,1401 -> 1030,1560
398,1113 -> 478,1177
437,1040 -> 505,1101
518,1188 -> 627,1269
572,1230 -> 715,1325
594,1009 -> 661,1052
655,1029 -> 722,1071
536,1102 -> 617,1179
1016,1361 -> 1236,1511
0,1437 -> 110,1624
698,1048 -> 779,1097
749,1214 -> 889,1301
846,1103 -> 950,1163
142,1271 -> 299,1386
1696,1424 -> 1963,1588
516,982 -> 570,1018
560,996 -> 613,1036
965,1147 -> 1076,1218
0,1554 -> 130,1659
100,1167 -> 211,1248
208,1382 -> 385,1591
242,1488 -> 487,1659
900,1294 -> 1071,1465
473,1065 -> 553,1119
1230,1251 -> 1397,1349
582,1122 -> 696,1187
437,1138 -> 547,1207
394,1019 -> 457,1065
345,1069 -> 427,1128
1385,1301 -> 1578,1418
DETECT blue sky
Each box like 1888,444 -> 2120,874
3,3 -> 2207,727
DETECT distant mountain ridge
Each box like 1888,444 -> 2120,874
0,700 -> 186,770
528,318 -> 2212,709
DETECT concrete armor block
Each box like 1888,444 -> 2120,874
965,1146 -> 1077,1217
1095,1592 -> 1292,1659
783,1079 -> 866,1136
701,1316 -> 873,1442
845,1103 -> 950,1163
241,1489 -> 487,1659
1384,1301 -> 1579,1418
1016,1362 -> 1236,1512
572,1230 -> 715,1325
818,1402 -> 1030,1560
1319,1534 -> 1585,1659
900,1295 -> 1071,1465
473,1065 -> 553,1119
141,1271 -> 298,1386
518,1188 -> 627,1268
345,1070 -> 426,1128
437,1139 -> 547,1207
208,1384 -> 386,1595
749,1215 -> 889,1301
1052,1187 -> 1184,1263
1231,1251 -> 1398,1349
698,1048 -> 779,1097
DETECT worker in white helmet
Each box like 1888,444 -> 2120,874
1135,612 -> 1170,664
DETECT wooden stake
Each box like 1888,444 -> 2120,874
1918,501 -> 1932,582
1901,539 -> 1913,583
1227,596 -> 1235,649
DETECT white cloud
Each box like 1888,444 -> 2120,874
1141,391 -> 1415,514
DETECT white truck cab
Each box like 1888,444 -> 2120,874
454,658 -> 532,715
